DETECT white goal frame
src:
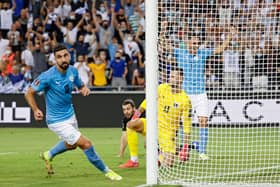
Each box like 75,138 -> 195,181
145,0 -> 158,185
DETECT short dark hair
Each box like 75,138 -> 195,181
122,99 -> 135,108
53,44 -> 68,55
187,32 -> 200,40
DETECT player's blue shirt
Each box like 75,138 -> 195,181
175,47 -> 214,95
31,66 -> 84,125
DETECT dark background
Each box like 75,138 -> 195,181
0,93 -> 145,127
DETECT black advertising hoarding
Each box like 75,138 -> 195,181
0,92 -> 279,127
0,93 -> 145,127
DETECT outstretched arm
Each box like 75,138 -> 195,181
11,0 -> 16,11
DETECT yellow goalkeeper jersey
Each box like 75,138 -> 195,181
139,83 -> 192,134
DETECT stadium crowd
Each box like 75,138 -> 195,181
158,0 -> 280,91
0,0 -> 279,93
0,0 -> 145,93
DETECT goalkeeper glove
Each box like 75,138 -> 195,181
179,144 -> 189,161
131,109 -> 141,120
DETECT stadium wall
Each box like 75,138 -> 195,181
0,93 -> 145,128
0,92 -> 279,127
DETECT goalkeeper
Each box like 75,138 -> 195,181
119,67 -> 192,168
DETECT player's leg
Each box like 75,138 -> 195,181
118,131 -> 127,158
197,94 -> 209,160
127,118 -> 145,134
41,116 -> 79,175
158,127 -> 178,167
77,135 -> 122,180
119,118 -> 145,168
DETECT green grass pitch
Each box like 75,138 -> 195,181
0,128 -> 146,187
0,127 -> 279,187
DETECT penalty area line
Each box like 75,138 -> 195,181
0,152 -> 18,156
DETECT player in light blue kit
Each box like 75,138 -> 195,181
25,44 -> 122,180
160,21 -> 236,160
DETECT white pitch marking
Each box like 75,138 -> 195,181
0,152 -> 18,155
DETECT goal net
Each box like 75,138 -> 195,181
148,0 -> 280,186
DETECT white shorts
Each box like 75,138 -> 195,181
48,115 -> 81,145
189,93 -> 208,118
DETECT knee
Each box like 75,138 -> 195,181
199,117 -> 208,127
83,140 -> 92,149
78,136 -> 92,150
127,121 -> 134,129
67,144 -> 78,150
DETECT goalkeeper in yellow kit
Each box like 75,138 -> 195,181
119,67 -> 192,168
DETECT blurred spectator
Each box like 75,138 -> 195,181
126,50 -> 143,85
131,68 -> 145,87
223,44 -> 240,89
31,0 -> 42,19
88,54 -> 108,87
55,11 -> 85,64
74,34 -> 90,57
21,41 -> 34,68
2,45 -> 16,74
17,8 -> 29,40
131,52 -> 145,88
96,1 -> 110,21
108,36 -> 119,61
21,64 -> 32,85
0,0 -> 16,38
32,39 -> 48,79
7,23 -> 21,62
74,54 -> 90,86
118,31 -> 140,58
116,7 -> 127,24
61,0 -> 72,20
109,50 -> 128,89
124,0 -> 134,18
84,23 -> 98,57
0,31 -> 10,58
0,0 -> 278,93
7,65 -> 24,85
93,4 -> 115,49
128,7 -> 142,34
243,43 -> 255,88
218,1 -> 232,26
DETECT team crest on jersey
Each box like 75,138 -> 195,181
69,75 -> 74,82
34,79 -> 40,86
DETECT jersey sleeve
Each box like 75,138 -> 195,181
31,72 -> 49,92
174,48 -> 183,68
203,48 -> 214,58
73,68 -> 84,89
139,99 -> 146,111
182,95 -> 192,134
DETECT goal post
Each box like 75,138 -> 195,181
145,0 -> 158,185
145,0 -> 280,186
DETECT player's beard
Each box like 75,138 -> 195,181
58,61 -> 69,70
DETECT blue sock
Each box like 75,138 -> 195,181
84,146 -> 108,173
49,140 -> 67,159
199,128 -> 209,154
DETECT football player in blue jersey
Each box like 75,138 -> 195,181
25,44 -> 122,180
160,21 -> 237,160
